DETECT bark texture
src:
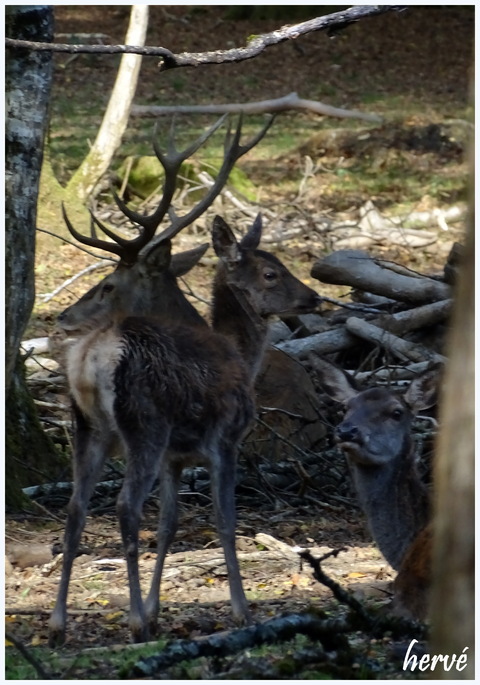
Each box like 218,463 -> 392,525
6,5 -> 53,389
6,6 -> 64,508
430,180 -> 474,677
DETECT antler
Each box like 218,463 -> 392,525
153,113 -> 275,245
62,114 -> 275,265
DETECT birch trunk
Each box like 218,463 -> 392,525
66,5 -> 149,200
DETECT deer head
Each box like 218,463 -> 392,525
311,355 -> 440,570
211,215 -> 321,377
212,214 -> 320,319
313,361 -> 438,467
58,241 -> 209,332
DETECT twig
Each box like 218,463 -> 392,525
196,170 -> 268,218
36,227 -> 118,262
5,630 -> 52,680
319,295 -> 384,314
299,549 -> 374,626
258,406 -> 304,421
119,155 -> 134,199
39,261 -> 112,303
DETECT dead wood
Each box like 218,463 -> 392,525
254,532 -> 302,559
344,318 -> 446,365
300,550 -> 428,640
6,6 -> 404,70
379,299 -> 452,336
276,326 -> 356,358
276,298 -> 451,359
129,612 -> 352,678
311,250 -> 451,305
131,92 -> 381,123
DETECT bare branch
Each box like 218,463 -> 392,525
131,92 -> 382,124
6,6 -> 407,72
38,262 -> 111,304
5,38 -> 175,59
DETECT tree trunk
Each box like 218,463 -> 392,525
430,145 -> 474,676
5,6 -> 64,508
5,359 -> 67,509
6,5 -> 53,389
66,5 -> 149,200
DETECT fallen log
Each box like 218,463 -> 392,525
276,299 -> 451,359
311,250 -> 451,305
130,613 -> 351,678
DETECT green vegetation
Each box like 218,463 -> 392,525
5,639 -> 169,680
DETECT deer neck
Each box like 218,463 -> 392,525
212,277 -> 270,382
349,447 -> 430,570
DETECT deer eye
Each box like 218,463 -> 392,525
391,408 -> 404,420
263,269 -> 277,282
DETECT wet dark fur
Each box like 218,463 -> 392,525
114,316 -> 255,455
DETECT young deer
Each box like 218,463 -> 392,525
49,133 -> 319,644
311,357 -> 438,620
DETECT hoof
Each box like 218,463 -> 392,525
233,606 -> 252,627
48,627 -> 66,648
147,617 -> 160,638
130,623 -> 150,644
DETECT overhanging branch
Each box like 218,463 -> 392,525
6,6 -> 407,71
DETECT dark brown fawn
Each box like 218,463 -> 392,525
310,357 -> 438,620
49,121 -> 320,646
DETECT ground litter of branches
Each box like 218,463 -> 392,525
6,5 -> 472,681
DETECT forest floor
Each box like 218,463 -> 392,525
7,5 -> 473,680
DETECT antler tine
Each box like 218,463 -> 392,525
62,203 -> 125,259
109,114 -> 230,249
236,113 -> 276,157
156,114 -> 275,243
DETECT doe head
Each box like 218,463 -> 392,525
212,214 -> 320,319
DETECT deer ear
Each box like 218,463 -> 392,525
404,366 -> 440,412
240,213 -> 262,251
309,354 -> 358,404
212,215 -> 241,267
170,243 -> 209,277
142,239 -> 172,274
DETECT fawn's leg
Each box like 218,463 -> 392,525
144,459 -> 182,634
49,408 -> 111,646
116,426 -> 170,643
210,446 -> 251,624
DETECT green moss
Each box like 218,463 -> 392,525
117,155 -> 258,203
